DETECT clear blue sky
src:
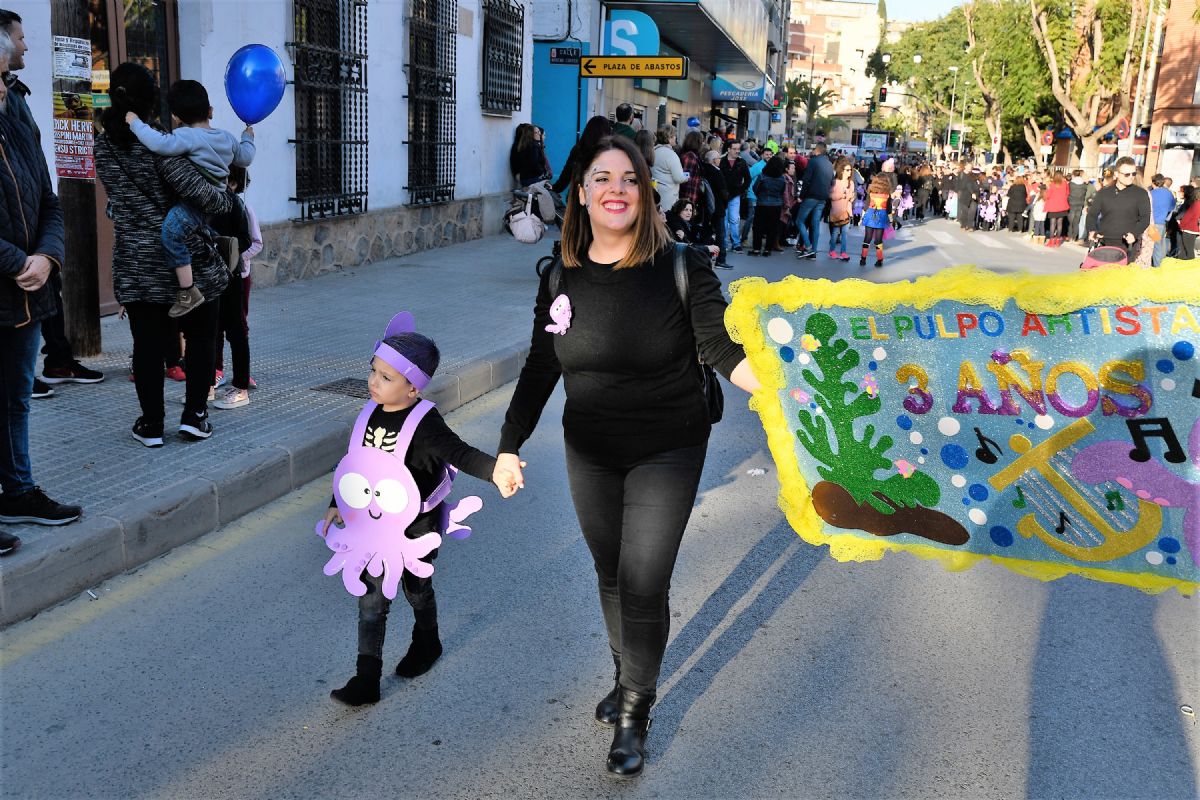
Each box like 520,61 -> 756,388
885,0 -> 962,22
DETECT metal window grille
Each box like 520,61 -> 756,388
480,0 -> 524,115
288,0 -> 369,221
406,0 -> 458,205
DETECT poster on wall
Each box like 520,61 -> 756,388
728,262 -> 1200,595
860,132 -> 888,151
52,91 -> 95,180
51,36 -> 91,81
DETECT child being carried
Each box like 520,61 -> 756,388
126,79 -> 255,318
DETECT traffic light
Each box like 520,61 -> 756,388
879,87 -> 888,102
869,100 -> 877,113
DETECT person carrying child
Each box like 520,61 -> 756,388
860,173 -> 893,268
318,314 -> 519,706
125,79 -> 255,318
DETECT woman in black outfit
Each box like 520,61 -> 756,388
95,63 -> 234,446
494,136 -> 760,778
509,123 -> 550,187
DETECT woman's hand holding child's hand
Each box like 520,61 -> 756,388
124,111 -> 139,125
492,454 -> 527,498
320,507 -> 343,537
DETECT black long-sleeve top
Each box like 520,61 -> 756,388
331,403 -> 497,537
499,244 -> 745,463
1086,183 -> 1152,245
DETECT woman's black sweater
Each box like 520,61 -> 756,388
500,244 -> 745,463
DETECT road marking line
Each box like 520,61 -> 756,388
929,230 -> 958,245
973,234 -> 1006,249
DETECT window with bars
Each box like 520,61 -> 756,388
480,0 -> 524,115
406,0 -> 458,205
288,0 -> 369,221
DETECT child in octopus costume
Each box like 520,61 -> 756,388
318,313 -> 518,706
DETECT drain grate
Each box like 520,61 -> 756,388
311,377 -> 370,399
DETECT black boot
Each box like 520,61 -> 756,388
330,654 -> 382,706
594,655 -> 621,726
606,688 -> 655,778
395,625 -> 443,678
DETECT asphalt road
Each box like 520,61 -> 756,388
2,226 -> 1196,800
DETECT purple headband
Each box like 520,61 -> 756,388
373,312 -> 432,391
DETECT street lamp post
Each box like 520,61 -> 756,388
946,65 -> 959,158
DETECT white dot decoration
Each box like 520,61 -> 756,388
767,318 -> 794,345
872,347 -> 888,361
968,508 -> 988,525
797,352 -> 811,365
1145,551 -> 1164,566
951,474 -> 967,488
1034,414 -> 1054,430
909,431 -> 923,445
1160,378 -> 1176,391
937,417 -> 961,436
917,457 -> 925,464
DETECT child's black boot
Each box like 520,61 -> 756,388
330,654 -> 382,706
395,624 -> 443,678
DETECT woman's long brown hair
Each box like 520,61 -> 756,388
560,135 -> 671,269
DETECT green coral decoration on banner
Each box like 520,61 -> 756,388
795,313 -> 941,514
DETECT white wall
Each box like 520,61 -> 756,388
455,0 -> 534,200
177,0 -> 295,225
5,1 -> 58,189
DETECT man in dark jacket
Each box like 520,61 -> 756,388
1,9 -> 104,391
0,53 -> 82,528
1086,157 -> 1152,261
612,103 -> 636,139
794,143 -> 833,258
1066,169 -> 1088,240
719,141 -> 750,253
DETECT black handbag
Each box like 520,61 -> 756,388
672,243 -> 724,424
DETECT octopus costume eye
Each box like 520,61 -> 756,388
338,472 -> 372,509
374,479 -> 409,515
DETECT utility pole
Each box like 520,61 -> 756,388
50,0 -> 100,355
946,66 -> 959,158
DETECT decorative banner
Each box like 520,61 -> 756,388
51,92 -> 95,181
727,262 -> 1200,594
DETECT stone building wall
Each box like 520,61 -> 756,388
249,197 -> 495,288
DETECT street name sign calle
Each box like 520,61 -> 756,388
549,47 -> 581,65
579,55 -> 688,79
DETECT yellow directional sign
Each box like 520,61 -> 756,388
579,56 -> 689,80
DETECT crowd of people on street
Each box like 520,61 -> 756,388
0,12 -> 262,557
512,112 -> 1200,274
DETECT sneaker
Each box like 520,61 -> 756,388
731,245 -> 744,253
247,377 -> 257,390
785,237 -> 797,246
0,487 -> 81,526
31,378 -> 54,399
795,249 -> 810,259
859,257 -> 867,267
179,385 -> 217,406
713,261 -> 734,270
829,250 -> 838,259
804,250 -> 817,260
179,409 -> 213,440
748,249 -> 761,256
0,531 -> 21,557
875,259 -> 884,268
840,252 -> 850,261
214,370 -> 226,388
168,286 -> 205,319
212,386 -> 249,409
42,361 -> 105,384
165,365 -> 187,382
131,417 -> 165,448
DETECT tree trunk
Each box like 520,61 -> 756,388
50,0 -> 101,356
1077,136 -> 1102,171
1002,145 -> 1013,167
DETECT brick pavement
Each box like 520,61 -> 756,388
1,234 -> 554,625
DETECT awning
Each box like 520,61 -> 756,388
604,0 -> 767,76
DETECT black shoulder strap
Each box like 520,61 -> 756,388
672,242 -> 690,324
549,258 -> 563,298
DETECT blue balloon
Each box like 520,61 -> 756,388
224,45 -> 286,125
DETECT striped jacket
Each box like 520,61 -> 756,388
95,133 -> 233,306
0,112 -> 63,329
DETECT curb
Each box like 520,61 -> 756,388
0,344 -> 529,628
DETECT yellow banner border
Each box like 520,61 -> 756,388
725,259 -> 1200,595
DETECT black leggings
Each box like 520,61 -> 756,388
1046,211 -> 1068,238
215,272 -> 250,390
358,564 -> 437,659
126,299 -> 219,422
565,440 -> 707,695
862,226 -> 885,246
753,205 -> 781,251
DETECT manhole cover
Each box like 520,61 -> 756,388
311,377 -> 370,399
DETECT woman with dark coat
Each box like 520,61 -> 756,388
551,116 -> 614,195
95,63 -> 235,447
1006,177 -> 1029,232
494,135 -> 760,778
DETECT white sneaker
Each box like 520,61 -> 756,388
214,370 -> 227,388
212,386 -> 249,409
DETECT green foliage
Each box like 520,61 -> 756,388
788,80 -> 839,124
792,313 -> 941,514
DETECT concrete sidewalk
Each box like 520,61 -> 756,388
0,234 -> 555,626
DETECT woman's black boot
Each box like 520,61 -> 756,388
594,656 -> 621,726
605,688 -> 655,778
330,654 -> 382,706
395,625 -> 443,678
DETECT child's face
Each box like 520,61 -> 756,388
368,356 -> 418,410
